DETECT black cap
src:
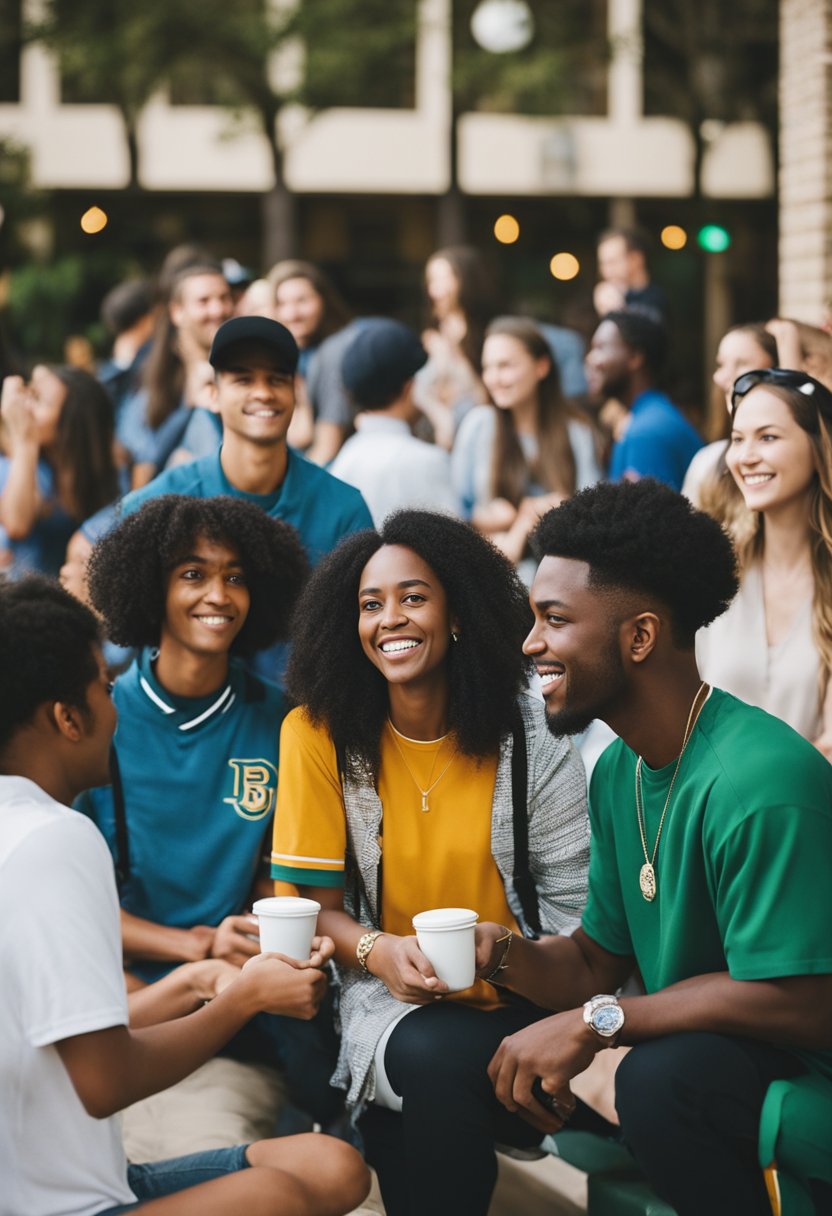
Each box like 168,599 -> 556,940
341,318 -> 427,408
209,316 -> 299,374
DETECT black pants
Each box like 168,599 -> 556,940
359,999 -> 614,1216
616,1031 -> 832,1216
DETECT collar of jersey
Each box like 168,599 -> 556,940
138,649 -> 237,732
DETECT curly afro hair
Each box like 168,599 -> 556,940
88,495 -> 309,656
0,576 -> 101,754
530,479 -> 738,647
286,510 -> 532,776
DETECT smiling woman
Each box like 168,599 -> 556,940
697,370 -> 832,756
272,509 -> 590,1216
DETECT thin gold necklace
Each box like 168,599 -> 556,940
387,720 -> 456,813
634,682 -> 708,902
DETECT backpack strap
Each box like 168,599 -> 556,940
510,708 -> 541,937
110,744 -> 130,895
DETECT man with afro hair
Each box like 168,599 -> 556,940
477,479 -> 832,1215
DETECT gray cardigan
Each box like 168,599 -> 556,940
332,690 -> 590,1108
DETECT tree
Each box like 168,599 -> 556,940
27,2 -> 182,191
641,0 -> 778,199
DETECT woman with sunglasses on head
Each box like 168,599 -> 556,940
271,509 -> 590,1216
697,368 -> 832,758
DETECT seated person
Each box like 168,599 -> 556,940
479,479 -> 832,1216
0,575 -> 369,1216
79,495 -> 341,1126
271,509 -> 590,1216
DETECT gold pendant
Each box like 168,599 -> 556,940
421,792 -> 429,813
639,863 -> 656,901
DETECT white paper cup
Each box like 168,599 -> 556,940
412,907 -> 478,992
252,897 -> 321,960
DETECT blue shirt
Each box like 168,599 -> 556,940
120,445 -> 373,567
78,653 -> 287,982
609,390 -> 703,491
0,456 -> 75,578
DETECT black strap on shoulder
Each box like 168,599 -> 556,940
109,744 -> 130,895
510,709 -> 541,937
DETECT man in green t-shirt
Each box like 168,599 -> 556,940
476,479 -> 832,1216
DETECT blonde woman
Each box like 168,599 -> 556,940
696,368 -> 832,756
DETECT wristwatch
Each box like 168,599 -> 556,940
583,994 -> 624,1047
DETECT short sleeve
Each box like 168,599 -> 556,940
714,804 -> 832,980
580,756 -> 634,958
271,710 -> 347,888
8,816 -> 128,1047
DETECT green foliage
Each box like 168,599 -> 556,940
453,0 -> 609,117
7,253 -> 131,362
296,0 -> 418,110
642,0 -> 778,128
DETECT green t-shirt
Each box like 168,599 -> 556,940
584,688 -> 832,1079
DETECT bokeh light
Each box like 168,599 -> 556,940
493,213 -> 520,244
80,206 -> 108,235
549,252 -> 580,281
660,224 -> 687,251
697,224 -> 731,253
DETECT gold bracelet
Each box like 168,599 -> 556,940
485,926 -> 514,984
356,930 -> 384,973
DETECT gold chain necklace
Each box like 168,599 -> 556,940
634,682 -> 708,902
387,720 -> 456,813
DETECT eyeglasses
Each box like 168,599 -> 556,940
731,367 -> 832,416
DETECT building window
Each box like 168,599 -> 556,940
455,0 -> 608,118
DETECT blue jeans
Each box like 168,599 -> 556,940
97,1144 -> 249,1214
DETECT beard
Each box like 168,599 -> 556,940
544,634 -> 626,739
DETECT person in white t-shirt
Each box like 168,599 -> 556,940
0,575 -> 370,1216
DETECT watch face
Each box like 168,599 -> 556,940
592,1004 -> 624,1036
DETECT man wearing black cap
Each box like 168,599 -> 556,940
329,318 -> 460,526
119,316 -> 372,571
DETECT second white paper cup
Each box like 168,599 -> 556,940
412,907 -> 478,992
252,896 -> 321,960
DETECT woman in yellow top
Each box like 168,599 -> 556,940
271,509 -> 590,1216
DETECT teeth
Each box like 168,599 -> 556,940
539,671 -> 564,690
380,639 -> 420,653
196,615 -> 231,625
744,474 -> 773,484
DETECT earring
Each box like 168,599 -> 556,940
451,631 -> 460,643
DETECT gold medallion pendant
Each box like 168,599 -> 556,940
639,863 -> 656,902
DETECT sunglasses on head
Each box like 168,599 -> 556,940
731,368 -> 832,415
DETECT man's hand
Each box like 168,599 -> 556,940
240,952 -> 329,1020
367,934 -> 449,1004
488,1008 -> 599,1132
210,915 -> 260,966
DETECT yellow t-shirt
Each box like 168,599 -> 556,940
271,707 -> 519,1007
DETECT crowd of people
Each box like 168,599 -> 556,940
2,228 -> 832,1216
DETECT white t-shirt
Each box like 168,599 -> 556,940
330,415 -> 460,527
0,776 -> 135,1216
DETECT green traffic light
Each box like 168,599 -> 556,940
697,224 -> 731,253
